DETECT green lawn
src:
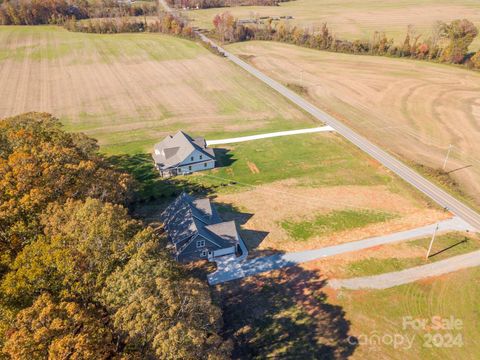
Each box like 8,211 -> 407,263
346,232 -> 480,277
187,133 -> 394,189
336,266 -> 480,359
281,209 -> 396,241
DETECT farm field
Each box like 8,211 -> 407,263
0,26 -> 316,155
226,40 -> 480,208
186,0 -> 480,51
0,26 -> 449,255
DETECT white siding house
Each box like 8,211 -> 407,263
152,131 -> 216,177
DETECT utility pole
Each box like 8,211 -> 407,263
426,223 -> 439,259
442,144 -> 453,171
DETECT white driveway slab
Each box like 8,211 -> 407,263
206,126 -> 334,145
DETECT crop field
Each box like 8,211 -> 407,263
186,0 -> 480,51
226,41 -> 480,208
0,26 -> 316,154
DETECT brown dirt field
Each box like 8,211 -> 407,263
216,179 -> 448,254
227,41 -> 480,207
0,26 -> 314,154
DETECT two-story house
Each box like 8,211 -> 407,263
161,193 -> 241,263
152,131 -> 216,177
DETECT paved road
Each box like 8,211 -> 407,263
329,249 -> 480,290
207,217 -> 473,285
206,126 -> 334,145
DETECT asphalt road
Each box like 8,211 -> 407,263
196,33 -> 480,230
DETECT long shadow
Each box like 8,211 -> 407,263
216,265 -> 357,359
213,148 -> 236,168
428,239 -> 468,258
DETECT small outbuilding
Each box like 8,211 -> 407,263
161,193 -> 242,263
152,131 -> 215,177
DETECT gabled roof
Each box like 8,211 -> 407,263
161,193 -> 240,255
205,221 -> 240,247
153,131 -> 215,170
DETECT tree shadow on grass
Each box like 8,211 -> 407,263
216,266 -> 357,359
214,148 -> 236,168
108,153 -> 219,202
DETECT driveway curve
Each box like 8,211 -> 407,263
329,249 -> 480,290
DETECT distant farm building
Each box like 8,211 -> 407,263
161,193 -> 243,263
152,131 -> 215,177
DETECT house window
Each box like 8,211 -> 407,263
204,162 -> 208,167
196,240 -> 205,248
190,156 -> 194,161
200,249 -> 208,257
188,165 -> 192,171
200,155 -> 203,160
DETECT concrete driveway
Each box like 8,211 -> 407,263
207,217 -> 473,285
206,126 -> 334,145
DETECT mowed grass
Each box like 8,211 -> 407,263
187,0 -> 480,51
0,26 -> 315,155
334,267 -> 480,359
112,132 -> 398,200
281,209 -> 396,241
346,232 -> 480,277
186,133 -> 394,190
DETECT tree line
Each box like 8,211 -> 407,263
0,113 -> 231,359
213,13 -> 480,70
64,12 -> 195,37
0,0 -> 158,25
166,0 -> 291,10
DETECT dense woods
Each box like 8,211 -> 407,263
0,113 -> 230,359
213,13 -> 480,69
0,0 -> 157,25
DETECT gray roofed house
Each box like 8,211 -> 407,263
153,131 -> 216,177
161,192 -> 243,263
